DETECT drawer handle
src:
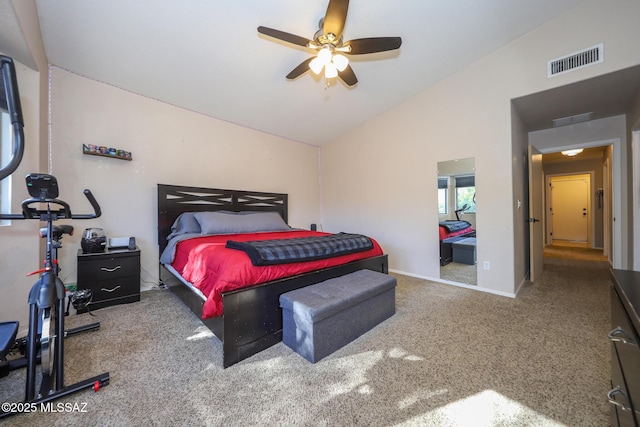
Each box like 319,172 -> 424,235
608,326 -> 637,346
607,386 -> 632,411
100,265 -> 122,273
101,285 -> 121,293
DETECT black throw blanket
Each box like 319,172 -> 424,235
226,233 -> 374,266
439,220 -> 472,232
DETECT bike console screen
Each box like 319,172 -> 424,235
26,174 -> 59,200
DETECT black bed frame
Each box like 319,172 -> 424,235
157,184 -> 388,368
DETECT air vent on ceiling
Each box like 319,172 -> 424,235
547,43 -> 603,78
552,112 -> 593,128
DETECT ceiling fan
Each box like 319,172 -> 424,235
257,0 -> 402,86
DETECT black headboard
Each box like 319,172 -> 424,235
157,184 -> 288,252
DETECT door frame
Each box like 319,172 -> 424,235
537,137 -> 621,268
528,145 -> 544,282
545,171 -> 595,246
603,158 -> 610,259
633,131 -> 640,270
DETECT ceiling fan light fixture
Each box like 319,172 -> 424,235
317,47 -> 332,64
561,148 -> 584,157
309,57 -> 324,75
324,62 -> 338,78
332,53 -> 349,71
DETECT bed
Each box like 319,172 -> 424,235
157,184 -> 388,367
439,220 -> 475,266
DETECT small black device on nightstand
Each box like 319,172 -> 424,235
128,237 -> 136,250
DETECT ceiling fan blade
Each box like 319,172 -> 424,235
323,0 -> 349,40
338,64 -> 358,86
286,57 -> 314,80
344,37 -> 402,55
258,26 -> 312,48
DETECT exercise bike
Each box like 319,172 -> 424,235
0,174 -> 110,418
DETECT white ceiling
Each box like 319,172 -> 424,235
24,0 -> 591,147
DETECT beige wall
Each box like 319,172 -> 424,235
48,68 -> 321,294
1,65 -> 321,331
321,0 -> 640,295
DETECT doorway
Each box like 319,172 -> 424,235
547,173 -> 591,245
529,141 -> 617,279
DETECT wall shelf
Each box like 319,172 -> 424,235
83,145 -> 132,161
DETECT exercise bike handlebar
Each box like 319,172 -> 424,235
0,189 -> 101,220
75,189 -> 102,219
0,55 -> 25,182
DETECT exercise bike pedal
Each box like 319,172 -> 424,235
12,336 -> 28,355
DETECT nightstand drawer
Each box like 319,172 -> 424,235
83,276 -> 140,300
77,276 -> 140,313
78,254 -> 139,281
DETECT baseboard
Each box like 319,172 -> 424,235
514,276 -> 529,296
389,268 -> 516,298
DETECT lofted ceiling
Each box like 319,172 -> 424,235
6,1 -> 638,149
23,0 -> 593,147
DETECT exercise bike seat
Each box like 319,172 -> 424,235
0,322 -> 18,359
0,321 -> 18,378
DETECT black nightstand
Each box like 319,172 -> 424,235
76,247 -> 141,312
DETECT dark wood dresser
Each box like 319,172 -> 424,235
77,247 -> 141,312
609,269 -> 640,426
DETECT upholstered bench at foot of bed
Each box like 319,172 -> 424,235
452,237 -> 477,265
441,235 -> 469,266
279,269 -> 396,363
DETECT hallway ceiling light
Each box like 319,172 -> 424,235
561,148 -> 583,156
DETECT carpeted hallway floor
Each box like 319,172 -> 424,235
543,244 -> 608,262
0,253 -> 611,426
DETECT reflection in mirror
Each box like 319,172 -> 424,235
438,157 -> 477,286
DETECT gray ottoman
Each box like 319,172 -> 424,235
279,269 -> 396,363
452,237 -> 476,265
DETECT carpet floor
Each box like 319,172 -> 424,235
0,255 -> 612,426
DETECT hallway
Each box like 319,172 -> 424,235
543,242 -> 608,262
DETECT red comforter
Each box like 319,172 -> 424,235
439,224 -> 474,240
171,230 -> 384,319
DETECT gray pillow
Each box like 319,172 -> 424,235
194,211 -> 290,235
167,212 -> 201,240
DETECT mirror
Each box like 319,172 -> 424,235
0,55 -> 25,181
438,157 -> 477,285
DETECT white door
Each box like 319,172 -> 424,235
550,175 -> 589,242
529,145 -> 544,282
